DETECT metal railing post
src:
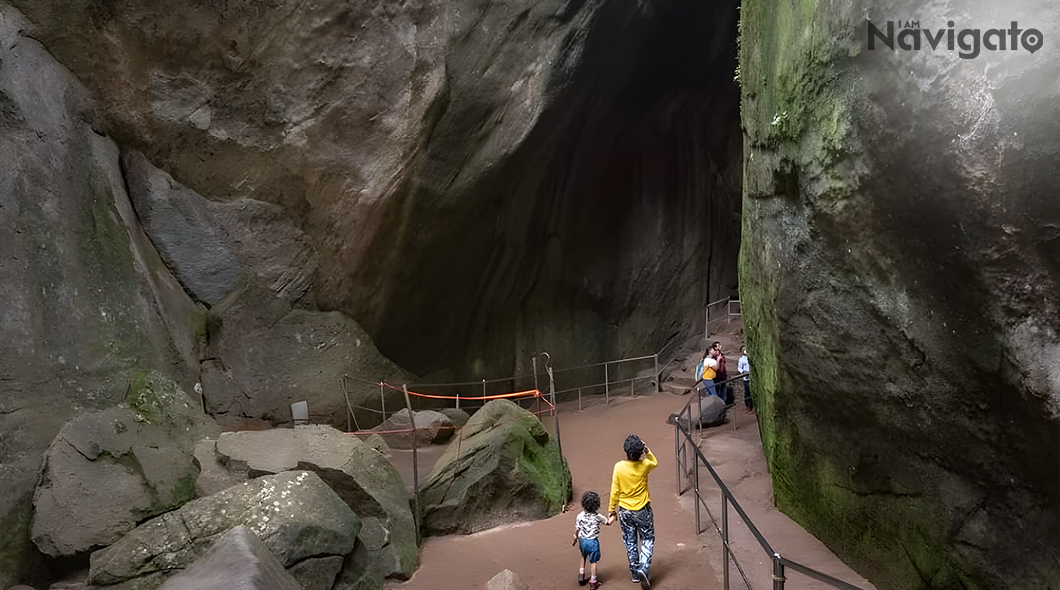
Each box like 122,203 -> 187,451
693,446 -> 701,535
456,390 -> 460,411
773,554 -> 785,590
723,494 -> 730,590
674,424 -> 681,495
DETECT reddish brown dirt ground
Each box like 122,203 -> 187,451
384,330 -> 877,590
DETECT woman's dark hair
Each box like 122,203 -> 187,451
624,434 -> 645,461
581,490 -> 601,513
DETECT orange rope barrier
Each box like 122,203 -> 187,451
381,382 -> 542,402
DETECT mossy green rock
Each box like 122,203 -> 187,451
419,399 -> 571,536
740,0 -> 1060,589
31,371 -> 220,557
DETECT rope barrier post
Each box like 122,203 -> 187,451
402,384 -> 421,544
578,387 -> 582,411
456,389 -> 460,411
343,377 -> 351,433
630,379 -> 633,398
655,353 -> 660,394
379,382 -> 386,423
604,362 -> 609,404
548,366 -> 562,461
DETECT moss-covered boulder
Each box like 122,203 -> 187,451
31,372 -> 220,557
739,0 -> 1060,588
419,399 -> 571,536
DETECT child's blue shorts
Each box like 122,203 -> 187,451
579,537 -> 601,563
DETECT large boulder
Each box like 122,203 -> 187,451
31,372 -> 220,557
199,425 -> 418,588
370,408 -> 455,449
419,399 -> 571,536
155,526 -> 301,590
88,471 -> 359,590
740,0 -> 1060,588
198,275 -> 417,429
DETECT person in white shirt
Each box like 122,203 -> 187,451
738,346 -> 753,413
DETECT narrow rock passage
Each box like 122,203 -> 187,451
385,346 -> 876,590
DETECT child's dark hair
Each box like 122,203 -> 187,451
581,490 -> 601,513
624,434 -> 645,461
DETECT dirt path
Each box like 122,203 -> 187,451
385,328 -> 876,590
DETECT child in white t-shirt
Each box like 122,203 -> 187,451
572,490 -> 613,589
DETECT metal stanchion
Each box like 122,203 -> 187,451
403,384 -> 420,544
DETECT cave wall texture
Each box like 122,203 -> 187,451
740,0 -> 1060,588
7,0 -> 742,378
0,0 -> 741,585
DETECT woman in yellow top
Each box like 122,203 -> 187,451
608,434 -> 657,589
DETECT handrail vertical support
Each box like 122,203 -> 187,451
723,494 -> 731,590
773,554 -> 785,590
694,451 -> 701,535
674,424 -> 681,495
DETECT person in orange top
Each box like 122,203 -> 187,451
608,434 -> 658,589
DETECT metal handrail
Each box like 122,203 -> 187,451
674,410 -> 867,590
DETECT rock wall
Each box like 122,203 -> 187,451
8,0 -> 743,378
739,0 -> 1060,588
0,5 -> 204,585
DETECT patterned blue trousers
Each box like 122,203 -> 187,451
618,504 -> 654,577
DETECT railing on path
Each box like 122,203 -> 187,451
673,391 -> 867,590
706,297 -> 742,340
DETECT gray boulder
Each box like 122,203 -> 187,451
371,409 -> 454,449
88,471 -> 359,588
202,426 -> 418,585
155,526 -> 301,590
419,399 -> 571,536
437,408 -> 471,430
31,372 -> 220,557
198,276 -> 416,429
669,393 -> 727,430
122,151 -> 319,307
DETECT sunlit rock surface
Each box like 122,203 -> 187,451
740,0 -> 1060,588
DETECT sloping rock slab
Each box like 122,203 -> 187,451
155,526 -> 301,590
88,471 -> 359,588
202,425 -> 417,585
31,372 -> 221,557
370,409 -> 454,449
419,399 -> 570,536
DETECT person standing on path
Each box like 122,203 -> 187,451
609,434 -> 658,589
738,345 -> 753,413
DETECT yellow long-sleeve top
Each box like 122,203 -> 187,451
609,450 -> 658,512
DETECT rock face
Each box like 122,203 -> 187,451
7,0 -> 743,380
0,4 -> 205,585
89,471 -> 359,589
155,526 -> 302,590
200,426 -> 418,588
740,1 -> 1060,588
31,372 -> 220,557
419,399 -> 571,536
